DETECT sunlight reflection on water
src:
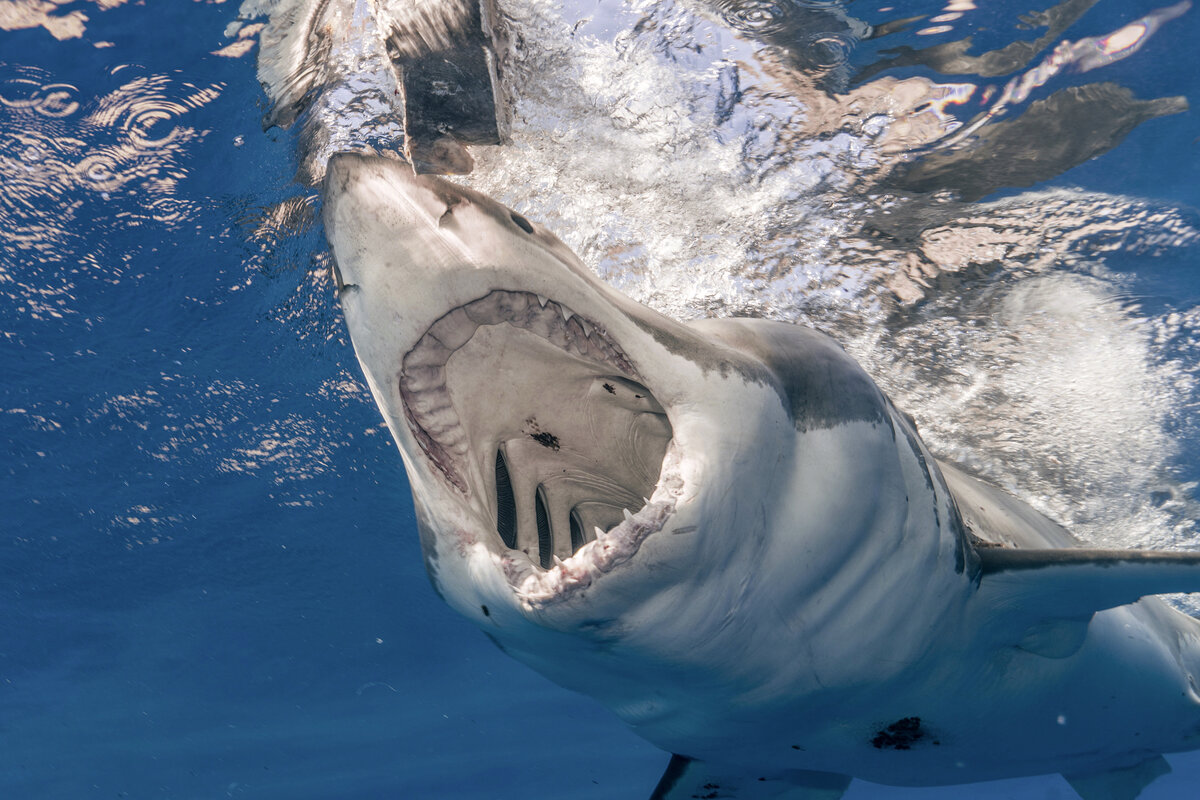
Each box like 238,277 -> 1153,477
0,64 -> 221,266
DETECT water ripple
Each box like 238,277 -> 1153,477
0,64 -> 224,336
0,78 -> 82,117
717,0 -> 793,34
0,65 -> 223,240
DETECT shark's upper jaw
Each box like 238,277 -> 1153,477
399,288 -> 638,493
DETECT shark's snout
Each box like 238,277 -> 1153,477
324,153 -> 462,241
325,152 -> 541,246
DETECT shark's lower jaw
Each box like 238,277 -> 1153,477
502,443 -> 684,609
397,289 -> 679,607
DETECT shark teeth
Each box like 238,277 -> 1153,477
501,443 -> 685,609
398,290 -> 640,491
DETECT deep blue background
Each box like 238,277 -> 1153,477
1,1 -> 1199,798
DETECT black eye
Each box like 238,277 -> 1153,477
495,449 -> 517,549
510,212 -> 534,234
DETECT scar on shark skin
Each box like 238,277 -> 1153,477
872,717 -> 936,750
523,417 -> 560,451
530,431 -> 560,450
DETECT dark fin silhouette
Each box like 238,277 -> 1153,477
650,755 -> 850,799
979,547 -> 1200,620
1064,754 -> 1171,800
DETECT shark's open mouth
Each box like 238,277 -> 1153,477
398,289 -> 681,606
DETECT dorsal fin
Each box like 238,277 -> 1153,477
937,460 -> 1079,549
649,755 -> 850,800
942,459 -> 1200,612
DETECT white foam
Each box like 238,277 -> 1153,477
290,0 -> 1200,607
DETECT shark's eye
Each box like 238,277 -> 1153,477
495,449 -> 517,549
510,212 -> 534,234
535,486 -> 553,569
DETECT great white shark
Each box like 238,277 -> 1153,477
322,152 -> 1200,800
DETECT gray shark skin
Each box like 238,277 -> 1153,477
322,153 -> 1200,800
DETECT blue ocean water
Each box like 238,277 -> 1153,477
1,1 -> 1199,798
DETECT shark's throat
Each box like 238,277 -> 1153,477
398,289 -> 680,605
502,444 -> 683,608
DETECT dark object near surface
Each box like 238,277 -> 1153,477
891,83 -> 1187,202
384,0 -> 508,174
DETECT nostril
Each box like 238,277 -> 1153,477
436,195 -> 463,227
535,486 -> 553,569
495,449 -> 517,549
510,212 -> 534,234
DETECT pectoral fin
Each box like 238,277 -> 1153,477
649,755 -> 850,800
1064,753 -> 1171,800
943,460 -> 1200,652
974,547 -> 1200,657
979,547 -> 1200,618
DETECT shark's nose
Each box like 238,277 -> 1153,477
325,152 -> 455,225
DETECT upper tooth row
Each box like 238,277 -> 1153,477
399,291 -> 640,485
